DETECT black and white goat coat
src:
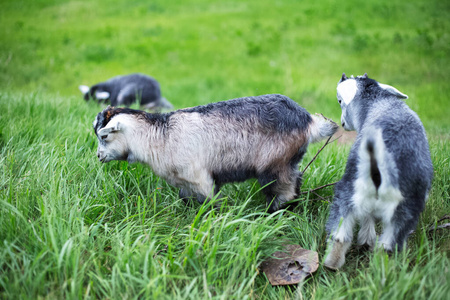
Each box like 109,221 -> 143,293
80,73 -> 173,110
93,94 -> 338,212
324,73 -> 433,269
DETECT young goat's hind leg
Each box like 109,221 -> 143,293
324,208 -> 355,270
357,215 -> 376,250
378,213 -> 418,252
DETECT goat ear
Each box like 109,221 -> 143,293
97,122 -> 121,137
95,91 -> 110,100
379,83 -> 408,99
113,122 -> 120,131
79,85 -> 90,95
339,73 -> 348,83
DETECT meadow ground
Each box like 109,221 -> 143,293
0,0 -> 449,299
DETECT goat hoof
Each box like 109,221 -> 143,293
323,259 -> 341,271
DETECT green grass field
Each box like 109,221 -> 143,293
1,0 -> 449,299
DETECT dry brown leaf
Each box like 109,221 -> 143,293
260,245 -> 319,286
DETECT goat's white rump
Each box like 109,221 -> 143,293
93,94 -> 338,213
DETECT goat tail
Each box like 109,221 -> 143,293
308,113 -> 339,143
361,128 -> 400,194
366,137 -> 382,190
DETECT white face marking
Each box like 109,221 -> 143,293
95,114 -> 144,163
79,85 -> 90,95
337,79 -> 358,105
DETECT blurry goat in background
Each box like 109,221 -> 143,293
80,73 -> 173,111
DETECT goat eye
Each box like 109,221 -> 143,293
338,99 -> 342,104
101,135 -> 107,140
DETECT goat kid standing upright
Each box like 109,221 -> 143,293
324,73 -> 433,269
